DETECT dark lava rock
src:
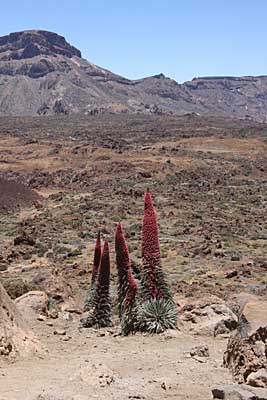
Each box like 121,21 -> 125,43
14,232 -> 36,246
0,263 -> 8,272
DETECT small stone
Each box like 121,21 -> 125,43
0,263 -> 8,272
62,336 -> 72,341
49,311 -> 58,319
37,314 -> 46,321
161,382 -> 167,390
54,329 -> 66,336
231,254 -> 241,261
192,355 -> 207,363
190,345 -> 210,358
214,249 -> 225,257
162,329 -> 179,340
225,270 -> 238,279
62,311 -> 73,321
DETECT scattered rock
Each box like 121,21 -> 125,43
54,329 -> 66,336
62,336 -> 72,342
37,314 -> 47,322
225,270 -> 238,279
0,263 -> 8,272
14,231 -> 36,246
161,382 -> 167,390
61,311 -> 73,321
190,345 -> 209,358
70,364 -> 116,386
161,329 -> 179,340
231,254 -> 241,262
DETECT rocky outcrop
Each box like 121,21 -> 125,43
224,295 -> 267,385
212,384 -> 267,399
177,295 -> 238,336
15,291 -> 49,321
0,30 -> 81,60
32,271 -> 75,307
0,282 -> 40,357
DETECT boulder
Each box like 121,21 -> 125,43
178,295 -> 237,336
247,369 -> 267,388
15,290 -> 48,320
224,294 -> 267,385
0,282 -> 40,357
1,277 -> 34,299
212,384 -> 267,399
32,271 -> 74,305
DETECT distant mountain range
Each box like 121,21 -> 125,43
0,30 -> 267,121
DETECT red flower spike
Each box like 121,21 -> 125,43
115,222 -> 134,315
142,191 -> 161,298
91,231 -> 101,284
115,222 -> 130,280
142,191 -> 161,262
97,240 -> 110,289
124,269 -> 138,309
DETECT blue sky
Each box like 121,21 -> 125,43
1,0 -> 267,82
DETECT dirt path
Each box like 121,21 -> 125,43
0,318 -> 232,400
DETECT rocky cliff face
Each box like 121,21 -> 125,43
0,30 -> 81,61
0,30 -> 266,121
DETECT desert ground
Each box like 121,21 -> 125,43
0,114 -> 267,399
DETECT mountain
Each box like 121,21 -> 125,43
0,30 -> 267,121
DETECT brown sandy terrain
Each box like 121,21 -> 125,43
0,319 -> 232,400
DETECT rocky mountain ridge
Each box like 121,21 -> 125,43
0,30 -> 267,121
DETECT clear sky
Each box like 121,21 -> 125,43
1,0 -> 267,83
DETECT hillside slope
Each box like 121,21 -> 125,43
0,30 -> 267,121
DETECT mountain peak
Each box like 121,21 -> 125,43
0,30 -> 81,61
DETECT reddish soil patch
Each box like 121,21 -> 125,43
0,178 -> 41,213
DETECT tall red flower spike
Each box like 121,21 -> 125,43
115,223 -> 130,281
82,239 -> 112,327
97,240 -> 110,290
141,190 -> 161,298
91,231 -> 101,284
115,222 -> 132,315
